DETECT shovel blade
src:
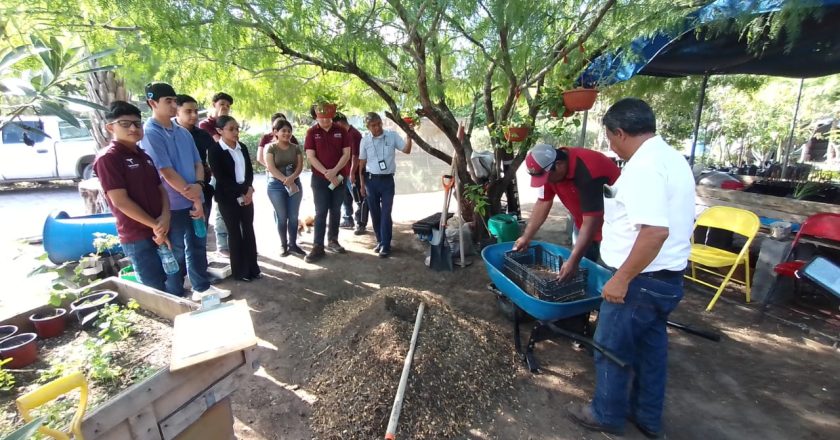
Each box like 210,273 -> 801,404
429,242 -> 454,271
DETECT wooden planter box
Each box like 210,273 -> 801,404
2,277 -> 258,440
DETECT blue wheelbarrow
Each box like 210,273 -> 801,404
481,241 -> 626,372
482,241 -> 720,373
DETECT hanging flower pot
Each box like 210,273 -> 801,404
0,325 -> 17,342
504,126 -> 530,142
0,333 -> 38,368
70,290 -> 118,327
562,88 -> 598,111
29,308 -> 67,339
314,103 -> 337,119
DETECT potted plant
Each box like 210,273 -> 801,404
0,333 -> 38,368
562,87 -> 598,111
80,233 -> 121,278
70,290 -> 119,327
313,90 -> 339,119
503,113 -> 531,142
29,307 -> 67,339
540,87 -> 570,118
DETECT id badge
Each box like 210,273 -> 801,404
378,160 -> 387,171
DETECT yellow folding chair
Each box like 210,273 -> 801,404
684,206 -> 760,311
16,371 -> 89,440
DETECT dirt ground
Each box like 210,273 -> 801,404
214,219 -> 840,440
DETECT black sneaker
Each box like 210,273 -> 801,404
288,245 -> 307,257
305,245 -> 325,262
379,248 -> 391,258
339,220 -> 354,229
281,246 -> 291,257
354,226 -> 366,236
374,243 -> 382,253
327,240 -> 346,253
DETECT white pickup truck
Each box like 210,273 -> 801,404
0,116 -> 98,183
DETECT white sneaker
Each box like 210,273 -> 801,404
191,285 -> 231,301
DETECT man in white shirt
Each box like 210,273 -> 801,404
568,98 -> 695,439
358,112 -> 412,258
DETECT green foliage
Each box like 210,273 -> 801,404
94,299 -> 139,343
83,340 -> 121,385
1,417 -> 44,440
37,361 -> 75,385
464,184 -> 490,218
92,233 -> 119,256
47,283 -> 78,308
793,181 -> 822,200
0,358 -> 15,393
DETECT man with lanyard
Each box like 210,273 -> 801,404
513,144 -> 620,280
567,98 -> 695,439
358,112 -> 412,258
141,82 -> 229,301
303,106 -> 351,262
333,112 -> 367,235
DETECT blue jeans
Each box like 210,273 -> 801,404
365,174 -> 395,251
267,177 -> 302,248
122,237 -> 166,292
311,174 -> 346,246
591,273 -> 684,433
166,208 -> 210,296
342,179 -> 354,224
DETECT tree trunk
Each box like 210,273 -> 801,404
86,64 -> 127,149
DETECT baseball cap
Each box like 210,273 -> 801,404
525,144 -> 558,187
144,82 -> 177,101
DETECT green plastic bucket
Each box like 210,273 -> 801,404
488,214 -> 521,243
119,265 -> 138,283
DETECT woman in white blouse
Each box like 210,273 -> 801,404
208,115 -> 260,281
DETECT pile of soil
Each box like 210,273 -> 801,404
309,287 -> 517,438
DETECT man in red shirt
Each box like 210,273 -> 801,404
303,110 -> 351,262
513,144 -> 620,279
198,92 -> 233,141
94,101 -> 170,292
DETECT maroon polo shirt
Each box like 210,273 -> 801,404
538,147 -> 620,242
343,125 -> 363,175
94,141 -> 164,243
198,117 -> 217,138
304,124 -> 350,179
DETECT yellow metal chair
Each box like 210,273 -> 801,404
684,206 -> 760,311
16,371 -> 89,440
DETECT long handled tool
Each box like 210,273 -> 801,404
667,320 -> 721,342
385,302 -> 425,440
452,167 -> 472,268
429,160 -> 456,271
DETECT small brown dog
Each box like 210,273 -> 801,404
298,216 -> 315,234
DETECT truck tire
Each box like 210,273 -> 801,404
81,163 -> 95,180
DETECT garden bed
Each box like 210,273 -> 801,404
0,278 -> 258,439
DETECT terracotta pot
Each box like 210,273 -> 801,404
0,325 -> 18,342
562,88 -> 598,111
314,103 -> 337,119
0,333 -> 38,368
504,126 -> 530,142
402,116 -> 415,125
70,290 -> 118,327
30,308 -> 67,339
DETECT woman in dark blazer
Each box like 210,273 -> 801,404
208,115 -> 261,281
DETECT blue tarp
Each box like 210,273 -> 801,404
579,0 -> 840,86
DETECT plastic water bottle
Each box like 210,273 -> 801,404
328,174 -> 344,190
193,217 -> 207,238
157,245 -> 179,275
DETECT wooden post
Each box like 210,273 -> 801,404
781,78 -> 805,179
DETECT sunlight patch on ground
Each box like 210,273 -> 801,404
254,366 -> 318,404
362,282 -> 381,289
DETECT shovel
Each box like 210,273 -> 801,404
429,171 -> 455,271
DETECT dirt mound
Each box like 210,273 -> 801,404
310,287 -> 517,439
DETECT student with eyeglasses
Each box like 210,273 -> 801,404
93,101 -> 170,292
513,143 -> 620,280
